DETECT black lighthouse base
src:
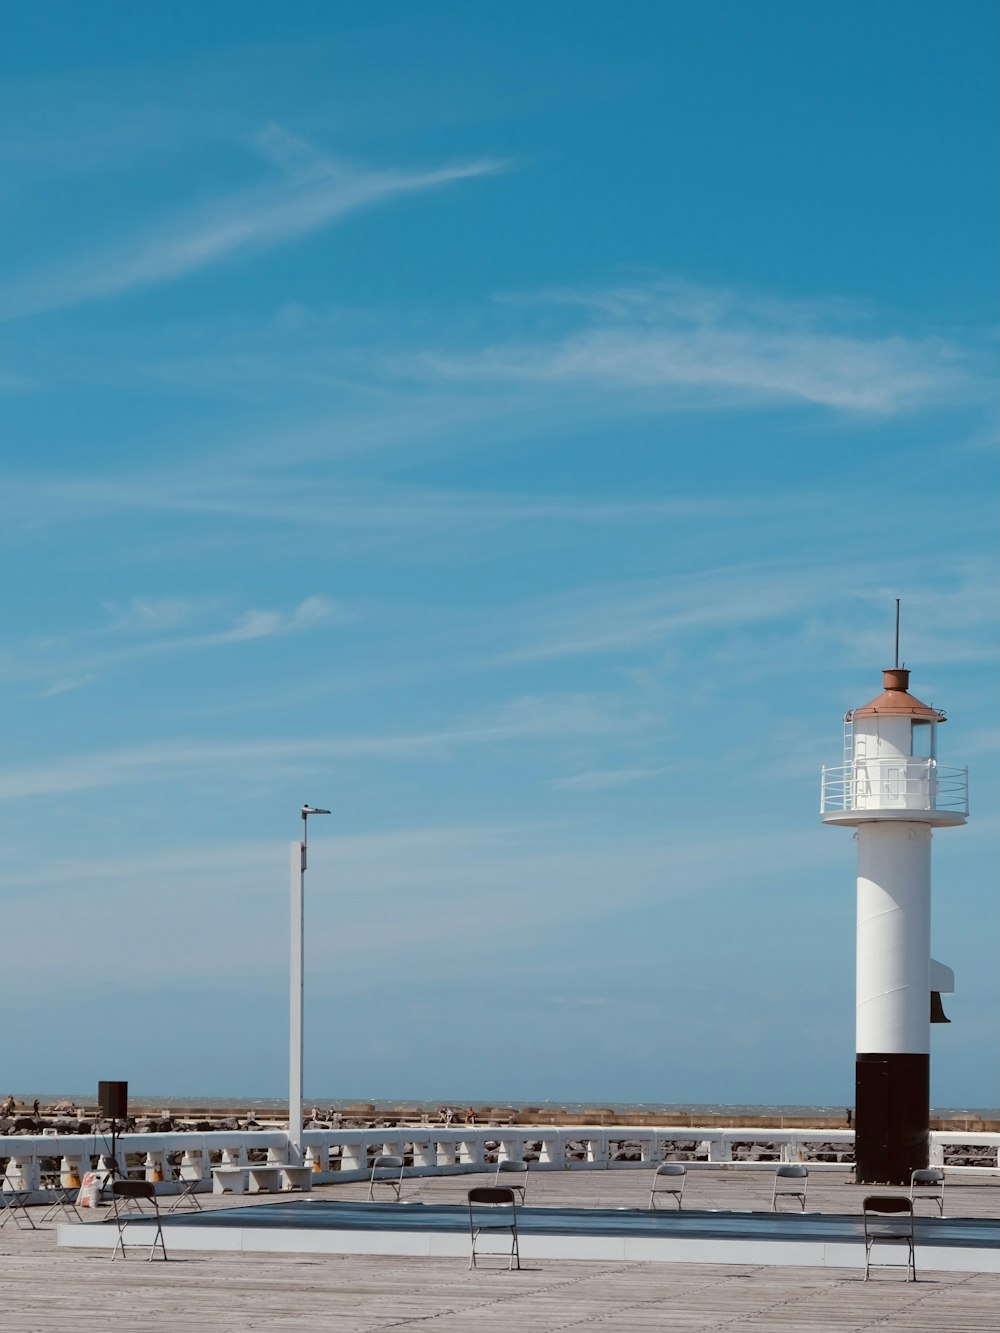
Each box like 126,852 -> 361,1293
855,1053 -> 929,1185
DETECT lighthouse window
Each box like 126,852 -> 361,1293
911,721 -> 934,758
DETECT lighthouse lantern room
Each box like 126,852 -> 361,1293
821,640 -> 968,1186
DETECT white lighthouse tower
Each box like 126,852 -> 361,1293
821,638 -> 968,1185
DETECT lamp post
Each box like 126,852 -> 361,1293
289,804 -> 330,1164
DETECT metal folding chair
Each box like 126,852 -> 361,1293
492,1159 -> 529,1203
771,1163 -> 808,1211
1,1182 -> 37,1230
863,1195 -> 916,1281
39,1174 -> 83,1224
367,1153 -> 405,1202
165,1160 -> 204,1213
649,1162 -> 687,1210
468,1186 -> 520,1270
110,1180 -> 167,1261
910,1167 -> 945,1216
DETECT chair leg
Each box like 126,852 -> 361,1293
469,1223 -> 519,1271
148,1217 -> 168,1261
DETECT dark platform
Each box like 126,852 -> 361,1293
159,1199 -> 1000,1247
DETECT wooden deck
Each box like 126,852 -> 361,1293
5,1168 -> 1000,1331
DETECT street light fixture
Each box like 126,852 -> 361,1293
289,803 -> 330,1163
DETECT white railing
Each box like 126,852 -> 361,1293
821,760 -> 968,815
3,1125 -> 998,1202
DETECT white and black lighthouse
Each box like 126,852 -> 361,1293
821,649 -> 968,1185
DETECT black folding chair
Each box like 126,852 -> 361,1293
863,1195 -> 915,1281
165,1161 -> 204,1213
367,1154 -> 405,1202
910,1168 -> 945,1216
492,1159 -> 529,1203
0,1183 -> 37,1231
110,1180 -> 167,1261
771,1164 -> 808,1211
39,1174 -> 82,1224
468,1186 -> 520,1270
649,1162 -> 687,1210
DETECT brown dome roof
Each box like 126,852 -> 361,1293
851,668 -> 946,722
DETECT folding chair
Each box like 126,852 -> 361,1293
910,1168 -> 945,1216
771,1163 -> 808,1212
0,1182 -> 37,1231
467,1186 -> 520,1270
649,1162 -> 687,1210
110,1180 -> 167,1261
166,1159 -> 204,1213
863,1196 -> 915,1280
367,1154 -> 405,1202
493,1159 -> 529,1203
39,1174 -> 82,1224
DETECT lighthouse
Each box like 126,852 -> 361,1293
821,649 -> 968,1185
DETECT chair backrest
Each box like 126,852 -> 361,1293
112,1179 -> 156,1201
469,1186 -> 517,1205
864,1195 -> 913,1214
496,1160 -> 528,1175
910,1168 -> 943,1187
372,1154 -> 403,1171
654,1163 -> 687,1179
775,1164 -> 808,1180
863,1194 -> 914,1239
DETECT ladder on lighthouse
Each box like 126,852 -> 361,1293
844,710 -> 868,807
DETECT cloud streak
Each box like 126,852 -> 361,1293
0,470 -> 741,535
420,279 -> 975,415
0,692 -> 625,801
550,767 -> 664,792
1,595 -> 344,693
3,136 -> 505,318
495,562 -> 821,664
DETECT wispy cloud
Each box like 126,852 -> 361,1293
1,595 -> 344,694
0,469 -> 741,540
484,558 -> 1000,691
418,278 -> 975,414
550,767 -> 663,792
3,130 -> 505,318
0,820 -> 842,985
0,691 -> 625,801
495,561 -> 821,665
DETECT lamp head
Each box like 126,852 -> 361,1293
301,805 -> 331,817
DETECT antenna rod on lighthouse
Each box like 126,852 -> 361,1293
894,599 -> 900,669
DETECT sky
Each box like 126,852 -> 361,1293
1,0 -> 997,1110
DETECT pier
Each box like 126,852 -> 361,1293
5,1163 -> 1000,1332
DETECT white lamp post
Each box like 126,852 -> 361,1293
289,804 -> 330,1164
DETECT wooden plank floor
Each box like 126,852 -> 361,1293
4,1168 -> 1000,1332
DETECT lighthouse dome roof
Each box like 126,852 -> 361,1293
851,668 -> 946,722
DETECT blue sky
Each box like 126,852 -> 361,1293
2,0 -> 997,1109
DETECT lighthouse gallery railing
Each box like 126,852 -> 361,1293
821,759 -> 968,815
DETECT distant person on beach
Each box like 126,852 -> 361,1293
1,1094 -> 14,1117
32,1098 -> 40,1116
465,1107 -> 476,1124
845,1107 -> 853,1127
